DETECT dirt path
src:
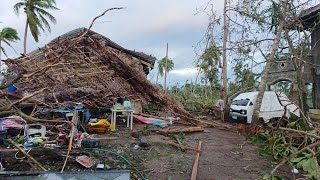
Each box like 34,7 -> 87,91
186,128 -> 287,180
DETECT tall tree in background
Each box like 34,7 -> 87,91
156,57 -> 174,87
13,0 -> 58,54
0,27 -> 20,60
197,44 -> 221,98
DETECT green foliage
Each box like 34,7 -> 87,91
197,44 -> 220,88
141,125 -> 151,136
14,0 -> 59,42
268,1 -> 282,34
262,174 -> 284,180
247,126 -> 319,179
247,130 -> 270,145
167,82 -> 219,112
291,153 -> 318,179
158,57 -> 174,76
233,63 -> 256,88
0,27 -> 20,59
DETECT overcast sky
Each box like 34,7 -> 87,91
0,0 -> 227,86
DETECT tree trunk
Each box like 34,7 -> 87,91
252,1 -> 288,124
284,29 -> 304,110
0,40 -> 2,61
164,43 -> 168,91
24,20 -> 28,54
192,69 -> 201,94
222,0 -> 229,121
156,70 -> 159,85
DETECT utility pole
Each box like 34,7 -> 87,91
164,43 -> 168,91
222,0 -> 229,121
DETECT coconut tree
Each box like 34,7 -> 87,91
0,27 -> 20,60
13,0 -> 59,54
156,57 -> 174,85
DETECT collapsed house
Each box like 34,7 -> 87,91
4,28 -> 197,125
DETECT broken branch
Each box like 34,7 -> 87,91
8,139 -> 47,171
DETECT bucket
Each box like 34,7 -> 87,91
308,109 -> 320,122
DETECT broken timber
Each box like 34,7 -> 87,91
160,126 -> 204,135
191,141 -> 202,180
8,139 -> 47,171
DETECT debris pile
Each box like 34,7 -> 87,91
4,28 -> 199,126
0,26 -> 208,178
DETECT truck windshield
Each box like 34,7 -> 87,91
232,98 -> 250,106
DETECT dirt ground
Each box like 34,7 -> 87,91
131,125 -> 295,180
0,121 -> 299,180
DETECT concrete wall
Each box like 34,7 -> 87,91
311,25 -> 320,108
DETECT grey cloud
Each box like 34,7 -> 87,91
0,0 -> 224,86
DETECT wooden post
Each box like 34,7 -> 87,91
191,141 -> 202,180
164,43 -> 168,91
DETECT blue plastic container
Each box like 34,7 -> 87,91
7,85 -> 17,93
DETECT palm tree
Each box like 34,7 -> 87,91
156,57 -> 174,85
13,0 -> 59,54
0,27 -> 20,60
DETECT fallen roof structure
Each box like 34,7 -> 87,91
4,28 -> 198,125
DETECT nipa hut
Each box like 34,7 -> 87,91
5,28 -> 197,125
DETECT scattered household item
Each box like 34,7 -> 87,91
111,109 -> 134,130
133,145 -> 140,150
76,155 -> 95,168
123,100 -> 131,109
96,164 -> 105,169
81,138 -> 100,148
6,85 -> 17,93
0,116 -> 26,129
292,167 -> 299,174
24,124 -> 46,140
51,108 -> 91,124
74,103 -> 84,109
308,109 -> 320,122
229,91 -> 300,124
112,103 -> 125,110
87,119 -> 113,133
23,141 -> 38,147
134,116 -> 152,124
148,118 -> 170,127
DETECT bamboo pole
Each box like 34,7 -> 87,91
191,141 -> 202,180
8,139 -> 47,171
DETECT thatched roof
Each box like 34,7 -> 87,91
5,28 -> 197,125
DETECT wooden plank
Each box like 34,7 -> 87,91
191,141 -> 202,180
